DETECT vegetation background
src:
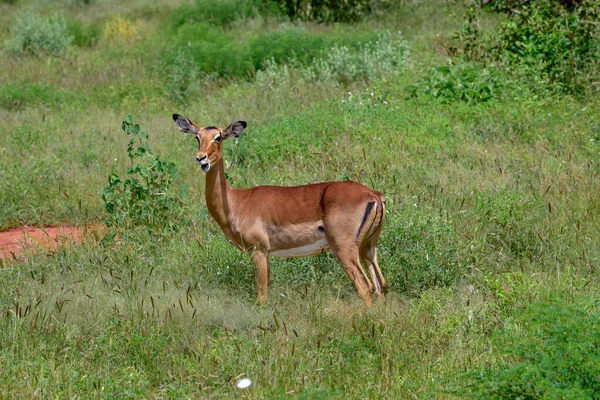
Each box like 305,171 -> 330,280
1,0 -> 599,397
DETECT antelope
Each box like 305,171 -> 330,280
173,114 -> 387,305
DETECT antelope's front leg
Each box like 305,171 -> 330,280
250,250 -> 270,305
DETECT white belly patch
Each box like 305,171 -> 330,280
270,237 -> 329,257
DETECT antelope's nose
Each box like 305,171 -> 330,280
196,155 -> 207,164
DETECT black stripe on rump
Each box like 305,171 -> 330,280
356,201 -> 375,239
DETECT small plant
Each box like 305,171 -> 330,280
405,61 -> 503,104
100,116 -> 184,242
5,11 -> 73,56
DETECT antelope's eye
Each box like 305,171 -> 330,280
213,135 -> 222,143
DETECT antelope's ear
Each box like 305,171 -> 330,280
172,114 -> 199,134
223,121 -> 247,139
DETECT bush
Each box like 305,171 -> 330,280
455,297 -> 600,399
161,22 -> 383,92
269,0 -> 380,22
102,16 -> 142,44
5,11 -> 73,56
66,19 -> 101,48
405,61 -> 503,104
455,0 -> 600,94
100,117 -> 185,242
169,0 -> 264,28
312,31 -> 409,84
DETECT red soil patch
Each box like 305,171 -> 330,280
0,226 -> 86,261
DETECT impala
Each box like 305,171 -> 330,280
173,114 -> 387,304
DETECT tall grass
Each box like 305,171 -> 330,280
1,0 -> 600,397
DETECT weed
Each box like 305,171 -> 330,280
405,60 -> 503,104
313,31 -> 410,84
101,16 -> 142,44
4,11 -> 73,56
271,0 -> 384,22
100,117 -> 184,242
170,0 -> 263,28
454,0 -> 600,94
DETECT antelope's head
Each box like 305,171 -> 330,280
173,114 -> 247,172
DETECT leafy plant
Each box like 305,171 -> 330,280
455,0 -> 600,94
169,0 -> 263,28
405,61 -> 503,104
5,11 -> 73,56
161,23 -> 382,85
269,0 -> 380,22
312,31 -> 409,84
100,117 -> 184,242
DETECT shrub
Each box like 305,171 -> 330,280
455,0 -> 600,94
161,23 -> 383,86
455,297 -> 600,399
169,0 -> 263,28
313,31 -> 409,84
5,11 -> 73,56
405,61 -> 503,104
66,19 -> 101,48
100,117 -> 184,242
102,16 -> 142,44
269,0 -> 380,22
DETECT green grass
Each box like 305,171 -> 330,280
1,0 -> 600,397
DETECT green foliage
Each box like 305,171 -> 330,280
65,19 -> 101,48
162,23 -> 382,99
312,31 -> 409,84
270,0 -> 378,22
4,11 -> 73,56
0,82 -> 71,110
487,0 -> 588,12
100,117 -> 184,242
72,0 -> 95,6
455,0 -> 600,94
456,297 -> 600,399
169,0 -> 264,28
2,0 -> 600,397
405,61 -> 503,104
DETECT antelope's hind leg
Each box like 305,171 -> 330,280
360,242 -> 387,299
327,237 -> 374,304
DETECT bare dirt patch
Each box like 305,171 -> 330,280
0,226 -> 86,261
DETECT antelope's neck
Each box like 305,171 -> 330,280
205,159 -> 232,230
